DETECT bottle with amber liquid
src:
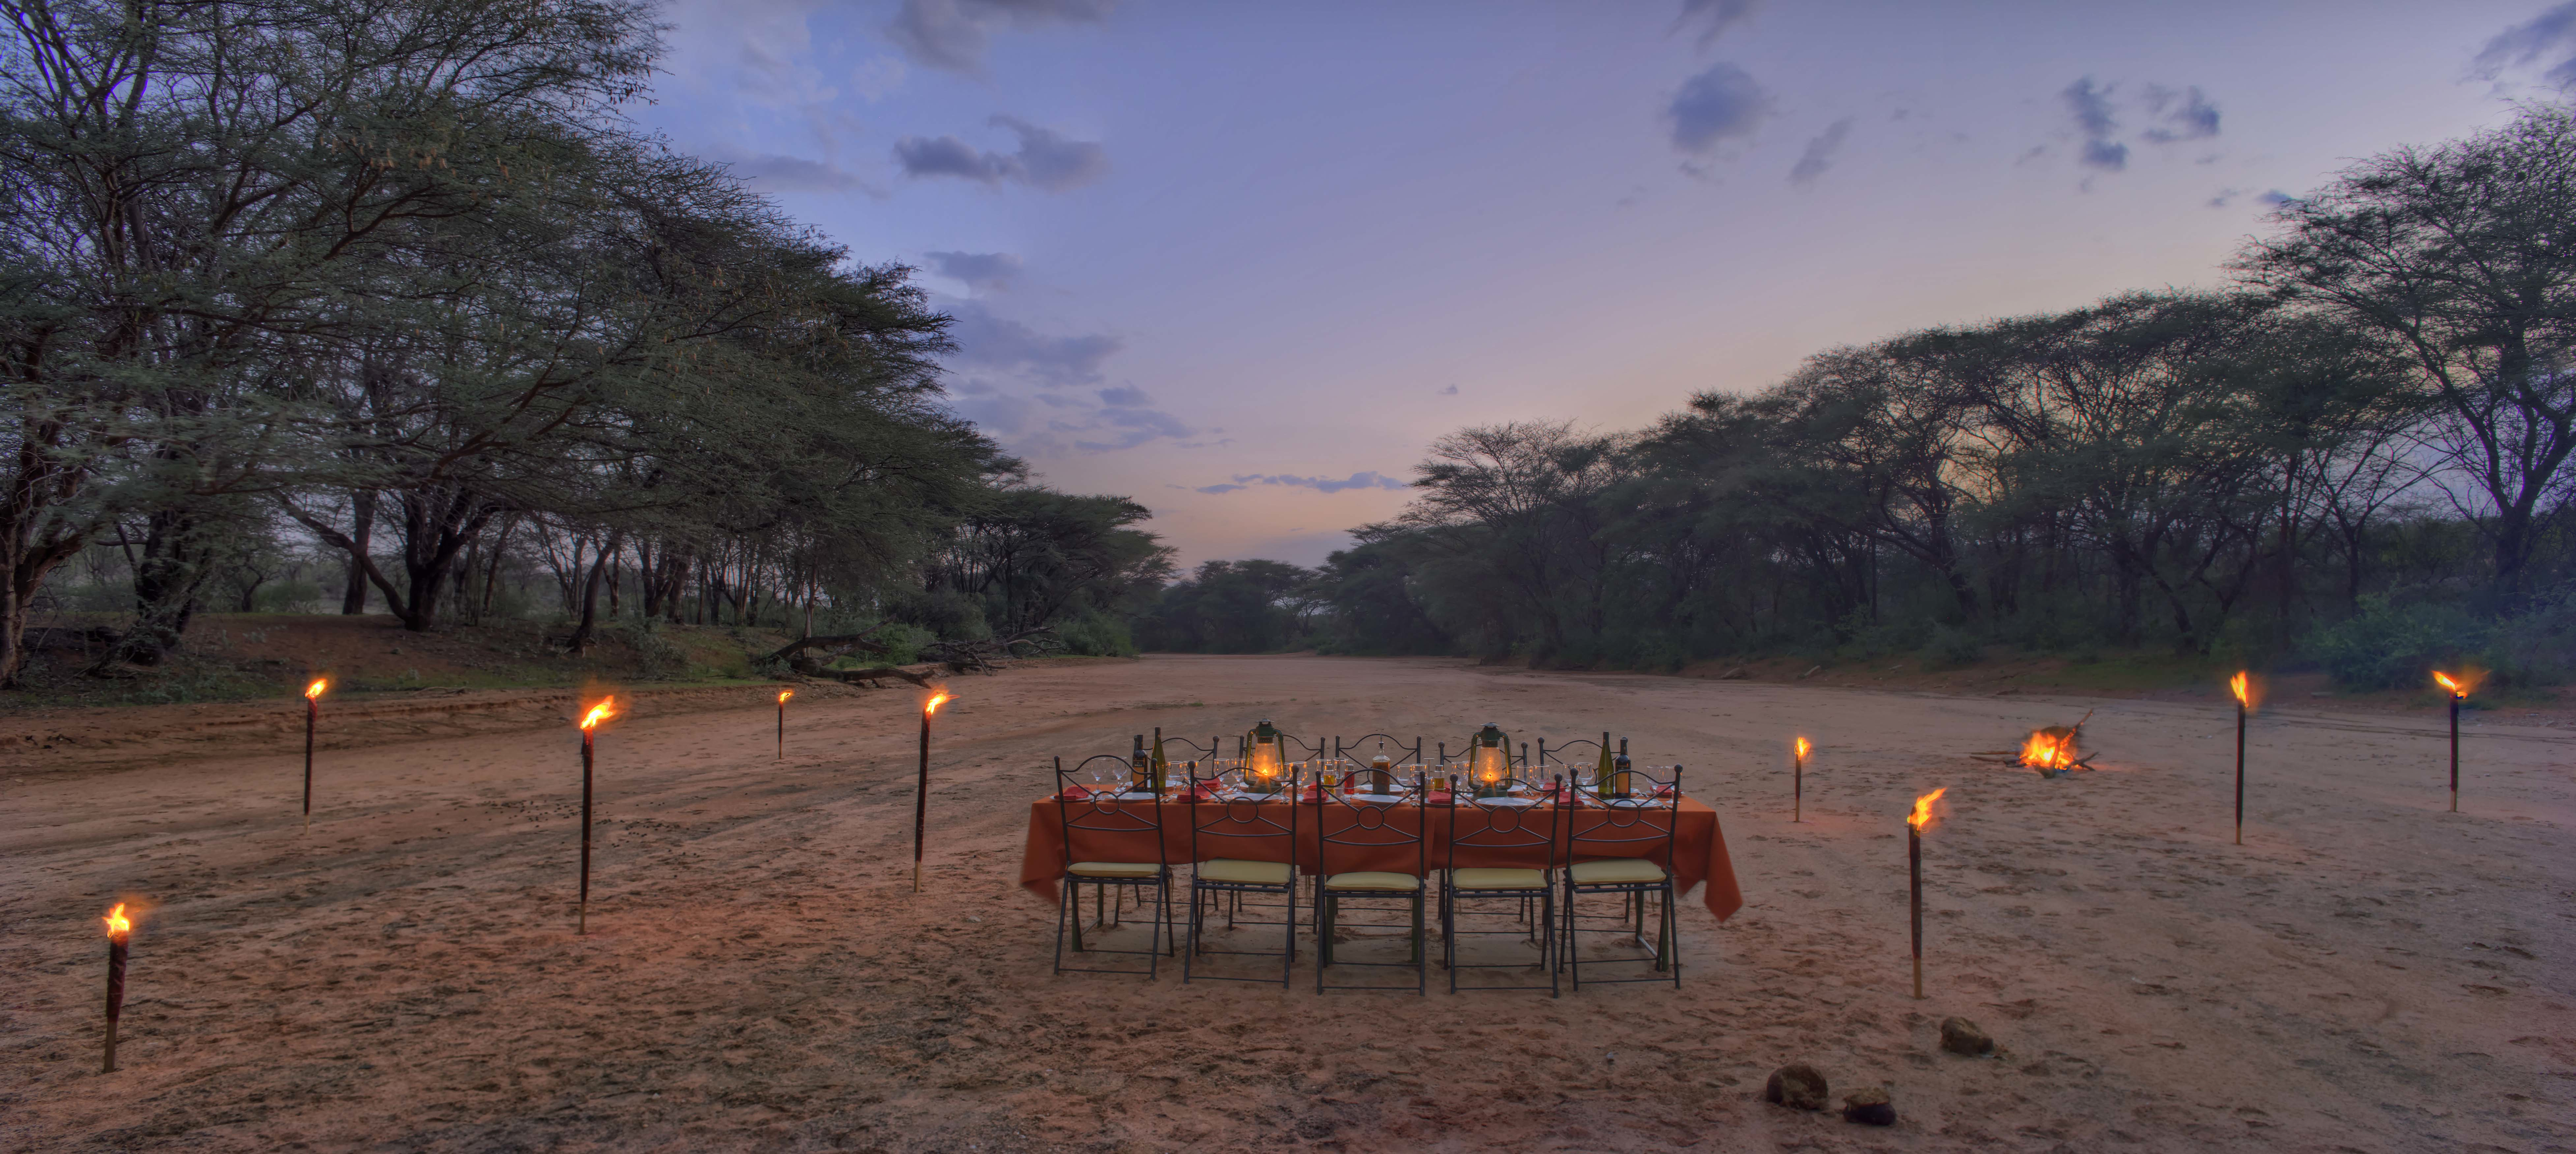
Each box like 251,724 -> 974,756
1611,739 -> 1632,799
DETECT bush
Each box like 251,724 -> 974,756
2483,590 -> 2576,688
2306,597 -> 2490,690
1055,612 -> 1136,657
1923,624 -> 1984,669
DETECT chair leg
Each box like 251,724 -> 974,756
1563,882 -> 1581,991
1414,892 -> 1426,995
1314,893 -> 1331,993
1282,883 -> 1298,989
1183,884 -> 1199,983
1442,884 -> 1456,993
1053,877 -> 1071,975
1544,888 -> 1559,998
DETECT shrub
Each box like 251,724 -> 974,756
2305,597 -> 2490,690
1055,613 -> 1136,657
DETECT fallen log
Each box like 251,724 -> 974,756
804,664 -> 936,688
760,623 -> 891,667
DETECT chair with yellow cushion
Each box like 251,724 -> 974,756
1560,764 -> 1684,991
1183,765 -> 1301,987
1051,753 -> 1172,979
1442,773 -> 1563,995
1313,772 -> 1428,995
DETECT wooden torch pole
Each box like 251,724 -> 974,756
2235,695 -> 2246,846
1909,822 -> 1923,999
2449,693 -> 2460,813
914,703 -> 932,894
578,728 -> 594,935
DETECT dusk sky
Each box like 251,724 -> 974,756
637,0 -> 2576,568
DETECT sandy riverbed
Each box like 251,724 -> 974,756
2,654 -> 2570,1152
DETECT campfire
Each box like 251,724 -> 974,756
1972,709 -> 2094,775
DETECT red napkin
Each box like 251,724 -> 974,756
1425,791 -> 1453,806
1058,784 -> 1093,800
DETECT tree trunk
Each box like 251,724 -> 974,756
565,528 -> 624,652
341,490 -> 376,614
104,509 -> 219,667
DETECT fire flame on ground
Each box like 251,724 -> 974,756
924,690 -> 952,716
2229,670 -> 2252,710
1908,787 -> 1947,831
2019,731 -> 2073,770
102,902 -> 131,937
579,697 -> 619,731
1794,737 -> 1811,761
305,678 -> 328,700
2433,670 -> 2471,699
777,689 -> 794,704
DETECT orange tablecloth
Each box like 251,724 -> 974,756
1017,794 -> 1743,921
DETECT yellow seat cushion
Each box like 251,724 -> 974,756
1451,867 -> 1547,890
1569,858 -> 1666,885
1196,858 -> 1293,885
1322,871 -> 1421,892
1067,861 -> 1162,879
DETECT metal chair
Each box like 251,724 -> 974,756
1560,764 -> 1684,990
1050,754 -> 1172,979
1441,774 -> 1563,995
1183,766 -> 1301,987
1313,772 -> 1429,995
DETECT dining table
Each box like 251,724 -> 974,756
1017,786 -> 1743,920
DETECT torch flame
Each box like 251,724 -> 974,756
777,689 -> 794,704
2018,731 -> 2072,770
1908,787 -> 1947,831
924,691 -> 951,716
2229,671 -> 2251,709
579,697 -> 618,731
102,902 -> 130,937
2433,670 -> 2466,698
1794,737 -> 1811,760
305,678 -> 327,700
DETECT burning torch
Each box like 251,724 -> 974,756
1908,787 -> 1945,1000
2434,671 -> 2468,812
577,696 -> 619,934
303,678 -> 328,828
101,902 -> 131,1073
776,688 -> 793,760
1793,737 -> 1810,823
914,689 -> 951,894
2230,671 -> 2252,845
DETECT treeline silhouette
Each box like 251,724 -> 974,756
2,0 -> 1169,689
1138,106 -> 2576,689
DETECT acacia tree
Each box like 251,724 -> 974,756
0,0 -> 662,678
2238,102 -> 2576,600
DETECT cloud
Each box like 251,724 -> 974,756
945,298 -> 1120,386
1788,117 -> 1853,186
1204,472 -> 1411,495
886,0 -> 1113,74
2079,138 -> 2129,172
2140,84 -> 2220,143
1672,0 -> 1756,49
2061,76 -> 2118,138
2258,189 -> 2296,207
2474,2 -> 2576,90
1666,62 -> 1771,154
933,310 -> 1198,456
894,115 -> 1108,192
925,250 -> 1023,292
1438,384 -> 1459,396
711,150 -> 872,193
2058,77 -> 2129,172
